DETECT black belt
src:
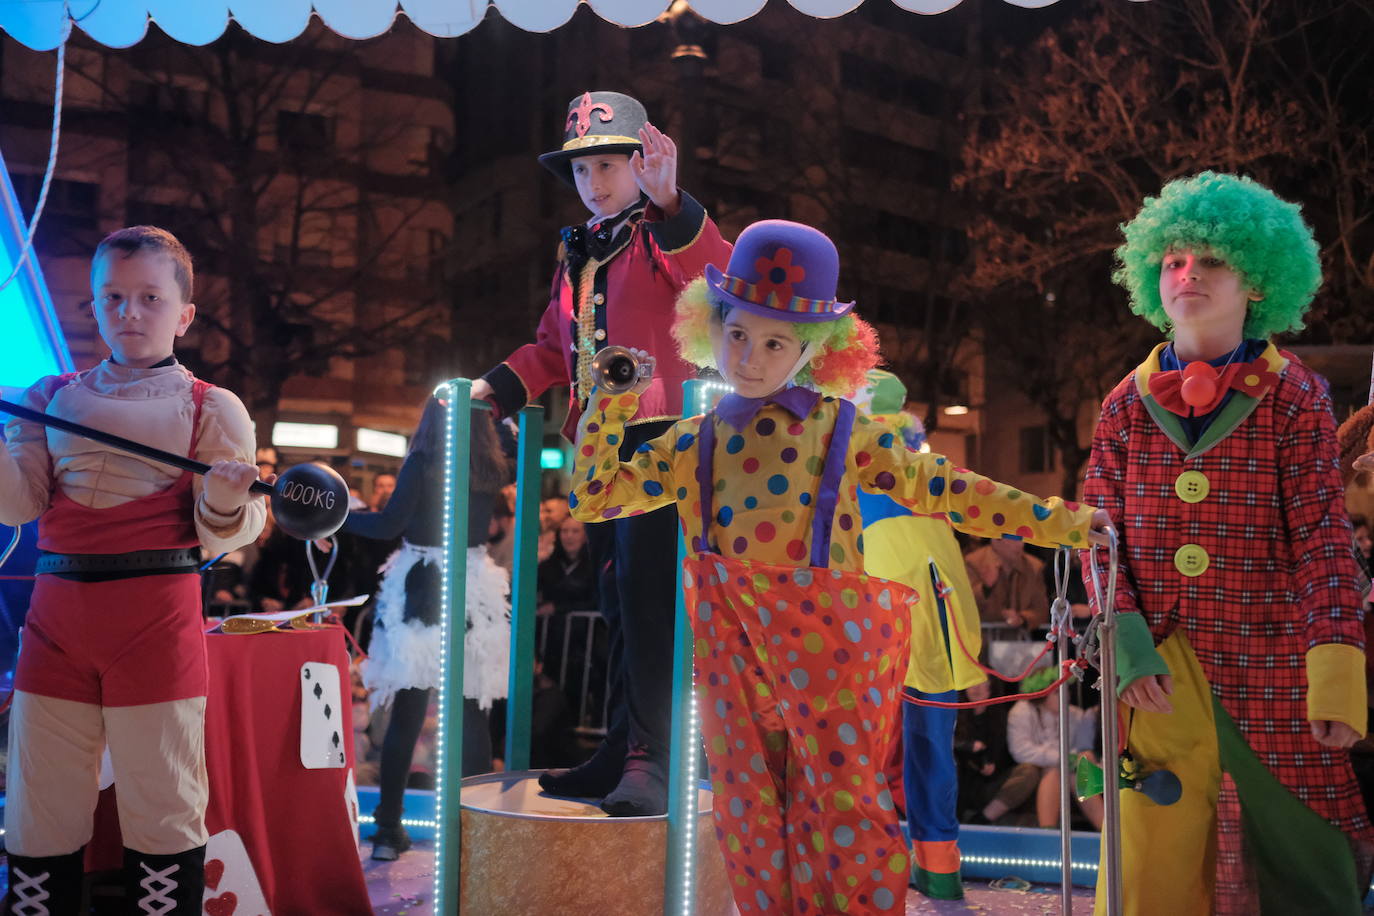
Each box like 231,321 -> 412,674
36,547 -> 202,579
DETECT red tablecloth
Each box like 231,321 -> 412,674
88,627 -> 369,914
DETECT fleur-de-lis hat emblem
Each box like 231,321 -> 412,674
565,92 -> 614,138
539,91 -> 649,187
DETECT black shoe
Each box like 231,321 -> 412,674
6,850 -> 85,915
124,845 -> 205,915
538,743 -> 626,798
600,758 -> 667,817
370,823 -> 413,861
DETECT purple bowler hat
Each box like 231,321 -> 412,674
704,219 -> 855,323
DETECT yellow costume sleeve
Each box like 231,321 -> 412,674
568,389 -> 695,523
864,514 -> 986,693
852,416 -> 1096,549
1305,643 -> 1368,735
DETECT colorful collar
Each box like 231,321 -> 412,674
1135,342 -> 1285,404
1134,341 -> 1288,457
715,386 -> 820,432
1145,341 -> 1279,417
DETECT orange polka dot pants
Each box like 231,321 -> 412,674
684,554 -> 915,915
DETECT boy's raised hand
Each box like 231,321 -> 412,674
204,458 -> 261,515
630,123 -> 680,216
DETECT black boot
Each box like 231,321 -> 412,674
4,850 -> 84,916
599,752 -> 668,817
369,821 -> 412,862
537,738 -> 627,798
123,845 -> 204,915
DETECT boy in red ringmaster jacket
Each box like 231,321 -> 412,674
470,91 -> 730,815
1084,172 -> 1371,915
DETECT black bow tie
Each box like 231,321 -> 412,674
561,200 -> 645,268
561,222 -> 615,267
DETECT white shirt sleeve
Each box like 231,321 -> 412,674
0,377 -> 61,526
191,386 -> 267,554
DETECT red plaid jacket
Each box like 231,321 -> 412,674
1084,342 -> 1370,837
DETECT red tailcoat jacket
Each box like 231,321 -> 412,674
1084,342 -> 1370,837
482,192 -> 731,441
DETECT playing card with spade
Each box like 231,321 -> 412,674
203,828 -> 270,916
299,662 -> 346,769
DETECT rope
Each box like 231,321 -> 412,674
323,611 -> 369,661
903,547 -> 1080,711
902,658 -> 1089,709
0,9 -> 71,294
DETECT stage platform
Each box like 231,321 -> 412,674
362,840 -> 1098,915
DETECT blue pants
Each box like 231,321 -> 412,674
900,570 -> 964,899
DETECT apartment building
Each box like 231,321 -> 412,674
0,20 -> 455,484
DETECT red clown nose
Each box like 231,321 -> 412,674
1180,361 -> 1219,409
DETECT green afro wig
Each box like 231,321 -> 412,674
670,277 -> 881,398
1113,172 -> 1321,339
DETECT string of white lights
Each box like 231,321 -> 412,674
675,379 -> 731,916
431,380 -> 457,911
962,854 -> 1099,873
357,815 -> 438,829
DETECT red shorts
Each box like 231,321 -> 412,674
16,573 -> 208,707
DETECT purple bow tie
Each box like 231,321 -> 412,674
715,386 -> 821,431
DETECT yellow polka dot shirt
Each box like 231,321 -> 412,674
570,389 -> 1096,570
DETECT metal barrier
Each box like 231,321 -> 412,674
557,610 -> 610,735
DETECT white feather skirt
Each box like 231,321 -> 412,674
362,540 -> 511,712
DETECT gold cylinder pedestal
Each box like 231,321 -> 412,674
459,770 -> 733,915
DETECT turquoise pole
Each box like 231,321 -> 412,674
664,379 -> 705,915
435,379 -> 475,912
505,405 -> 545,769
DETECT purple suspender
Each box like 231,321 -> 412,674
695,398 -> 857,569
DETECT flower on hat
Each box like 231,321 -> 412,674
753,247 -> 806,306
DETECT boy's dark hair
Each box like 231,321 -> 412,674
93,226 -> 194,301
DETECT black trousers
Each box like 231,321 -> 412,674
583,419 -> 680,765
373,688 -> 490,829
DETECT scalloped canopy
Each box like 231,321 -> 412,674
2,0 -> 1103,51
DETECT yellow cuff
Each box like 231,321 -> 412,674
1306,643 -> 1368,735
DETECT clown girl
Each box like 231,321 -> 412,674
569,219 -> 1111,915
1084,172 -> 1372,914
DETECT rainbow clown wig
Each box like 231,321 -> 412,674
670,219 -> 881,398
1113,171 -> 1322,339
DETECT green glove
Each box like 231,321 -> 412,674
1114,611 -> 1170,693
